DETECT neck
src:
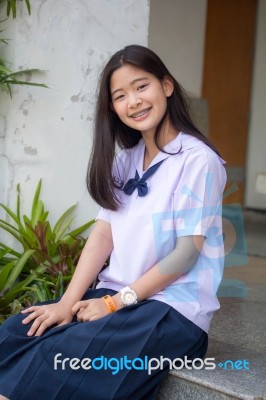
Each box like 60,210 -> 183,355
142,120 -> 178,169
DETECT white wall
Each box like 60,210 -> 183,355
0,0 -> 149,233
245,0 -> 266,210
148,0 -> 207,97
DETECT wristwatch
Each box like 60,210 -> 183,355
120,286 -> 138,306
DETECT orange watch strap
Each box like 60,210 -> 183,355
101,295 -> 117,313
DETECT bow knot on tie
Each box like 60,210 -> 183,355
123,159 -> 164,197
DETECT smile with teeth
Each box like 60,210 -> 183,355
130,107 -> 151,118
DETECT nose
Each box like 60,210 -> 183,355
128,93 -> 142,108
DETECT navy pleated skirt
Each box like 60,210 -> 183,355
0,288 -> 208,400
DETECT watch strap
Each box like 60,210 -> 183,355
101,295 -> 117,313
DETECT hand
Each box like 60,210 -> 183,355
21,301 -> 73,337
71,298 -> 109,322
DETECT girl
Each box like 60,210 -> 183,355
0,45 -> 226,400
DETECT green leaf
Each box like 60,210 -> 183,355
22,215 -> 37,246
25,0 -> 31,15
0,242 -> 21,258
1,80 -> 48,89
3,249 -> 35,292
53,204 -> 77,241
0,218 -> 21,234
16,183 -> 21,222
31,200 -> 45,227
9,298 -> 23,315
7,0 -> 16,18
1,68 -> 46,79
5,0 -> 31,19
0,38 -> 9,45
0,203 -> 26,233
0,260 -> 15,292
0,274 -> 36,308
27,283 -> 47,302
0,248 -> 12,259
0,177 -> 93,322
67,219 -> 95,238
54,272 -> 65,298
40,210 -> 49,223
0,221 -> 25,246
31,179 -> 42,212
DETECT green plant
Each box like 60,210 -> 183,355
0,179 -> 95,323
0,0 -> 31,18
0,0 -> 47,96
0,61 -> 48,96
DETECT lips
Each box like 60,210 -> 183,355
129,107 -> 152,118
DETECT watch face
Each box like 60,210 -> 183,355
121,288 -> 137,305
125,293 -> 134,303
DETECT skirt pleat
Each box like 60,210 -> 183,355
0,288 -> 208,400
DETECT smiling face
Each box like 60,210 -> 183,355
110,64 -> 174,137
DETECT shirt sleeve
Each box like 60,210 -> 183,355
173,148 -> 227,238
96,207 -> 111,224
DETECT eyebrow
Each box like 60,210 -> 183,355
111,77 -> 149,97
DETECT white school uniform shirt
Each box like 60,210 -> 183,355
96,131 -> 227,333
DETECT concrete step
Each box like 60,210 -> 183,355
157,258 -> 266,400
158,338 -> 266,400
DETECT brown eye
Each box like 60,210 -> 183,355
137,84 -> 148,91
114,94 -> 125,101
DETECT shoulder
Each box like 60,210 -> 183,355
180,132 -> 226,171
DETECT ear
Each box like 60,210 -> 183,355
162,76 -> 174,97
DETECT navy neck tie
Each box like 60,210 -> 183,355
123,159 -> 164,197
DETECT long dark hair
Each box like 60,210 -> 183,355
87,44 -> 220,211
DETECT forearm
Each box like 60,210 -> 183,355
113,235 -> 204,306
60,220 -> 113,307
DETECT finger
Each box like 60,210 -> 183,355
82,310 -> 100,322
77,309 -> 86,322
87,314 -> 99,322
22,310 -> 43,325
34,320 -> 51,337
57,319 -> 71,327
77,307 -> 85,314
28,312 -> 58,337
27,314 -> 47,336
21,306 -> 40,314
76,307 -> 85,320
72,301 -> 88,315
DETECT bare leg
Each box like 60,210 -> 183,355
0,395 -> 9,400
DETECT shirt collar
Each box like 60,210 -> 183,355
135,133 -> 182,174
134,131 -> 225,175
